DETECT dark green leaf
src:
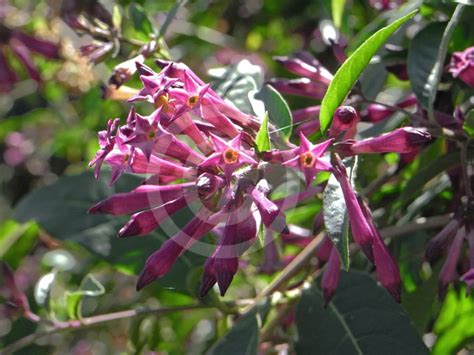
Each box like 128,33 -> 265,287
319,10 -> 417,133
463,109 -> 474,137
322,157 -> 357,270
13,171 -> 205,294
255,112 -> 270,152
407,23 -> 447,108
255,84 -> 293,140
295,271 -> 428,355
129,4 -> 154,41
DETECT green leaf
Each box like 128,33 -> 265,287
112,6 -> 122,30
0,220 -> 38,269
295,271 -> 429,355
255,84 -> 293,140
255,112 -> 270,152
13,171 -> 205,294
129,4 -> 154,41
209,299 -> 269,355
322,157 -> 357,270
407,22 -> 446,108
433,287 -> 474,354
158,0 -> 186,38
65,274 -> 105,320
331,0 -> 346,28
463,109 -> 474,137
319,10 -> 417,133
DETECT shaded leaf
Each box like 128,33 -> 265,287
407,22 -> 446,108
129,4 -> 154,41
295,271 -> 428,355
322,157 -> 357,270
254,84 -> 293,140
319,10 -> 417,133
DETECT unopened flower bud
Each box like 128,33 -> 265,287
449,47 -> 474,88
329,106 -> 359,140
321,246 -> 341,306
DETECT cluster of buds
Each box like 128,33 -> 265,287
0,4 -> 60,92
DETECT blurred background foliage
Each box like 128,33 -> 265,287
1,0 -> 474,353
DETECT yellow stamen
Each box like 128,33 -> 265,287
223,148 -> 239,164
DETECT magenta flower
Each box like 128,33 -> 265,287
449,47 -> 474,88
321,246 -> 341,305
337,127 -> 431,156
438,227 -> 465,299
273,54 -> 333,86
268,78 -> 328,99
425,217 -> 462,262
362,95 -> 417,123
282,132 -> 333,186
200,133 -> 257,183
460,269 -> 474,294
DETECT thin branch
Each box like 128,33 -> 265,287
379,214 -> 452,239
1,304 -> 211,354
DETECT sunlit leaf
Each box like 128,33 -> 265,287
319,10 -> 417,133
255,112 -> 270,152
331,0 -> 346,28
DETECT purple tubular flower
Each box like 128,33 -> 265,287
0,47 -> 18,92
315,236 -> 333,265
9,38 -> 41,82
268,78 -> 327,99
460,268 -> 474,294
200,201 -> 257,296
293,106 -> 320,124
332,155 -> 374,262
363,95 -> 417,123
273,55 -> 333,85
321,246 -> 341,306
200,133 -> 257,183
425,217 -> 462,263
282,132 -> 333,186
329,106 -> 359,140
118,196 -> 193,237
339,127 -> 431,156
137,210 -> 216,291
449,47 -> 474,88
438,227 -> 465,300
11,31 -> 60,59
249,180 -> 288,234
89,183 -> 195,215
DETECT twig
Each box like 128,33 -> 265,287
1,304 -> 211,354
379,214 -> 453,239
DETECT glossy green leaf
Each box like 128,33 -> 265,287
0,220 -> 38,269
129,4 -> 154,41
255,84 -> 293,140
433,287 -> 474,354
331,0 -> 346,28
407,22 -> 446,108
319,10 -> 417,133
13,171 -> 205,294
66,274 -> 105,320
296,271 -> 429,355
322,157 -> 357,270
255,112 -> 270,152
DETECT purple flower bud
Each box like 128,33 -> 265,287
321,246 -> 341,306
89,183 -> 194,215
372,233 -> 401,302
315,236 -> 333,264
425,218 -> 462,263
9,38 -> 41,82
79,42 -> 113,64
460,268 -> 474,294
293,106 -> 320,124
340,127 -> 431,155
363,95 -> 416,122
329,106 -> 359,140
438,227 -> 465,300
273,55 -> 333,85
11,31 -> 60,59
268,78 -> 327,99
109,55 -> 145,88
332,155 -> 374,262
449,47 -> 474,88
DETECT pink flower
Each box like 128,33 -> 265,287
449,47 -> 474,88
282,132 -> 333,186
273,54 -> 333,86
425,217 -> 463,263
438,227 -> 465,300
321,246 -> 341,305
200,133 -> 257,183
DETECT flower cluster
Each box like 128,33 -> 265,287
90,55 -> 432,301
